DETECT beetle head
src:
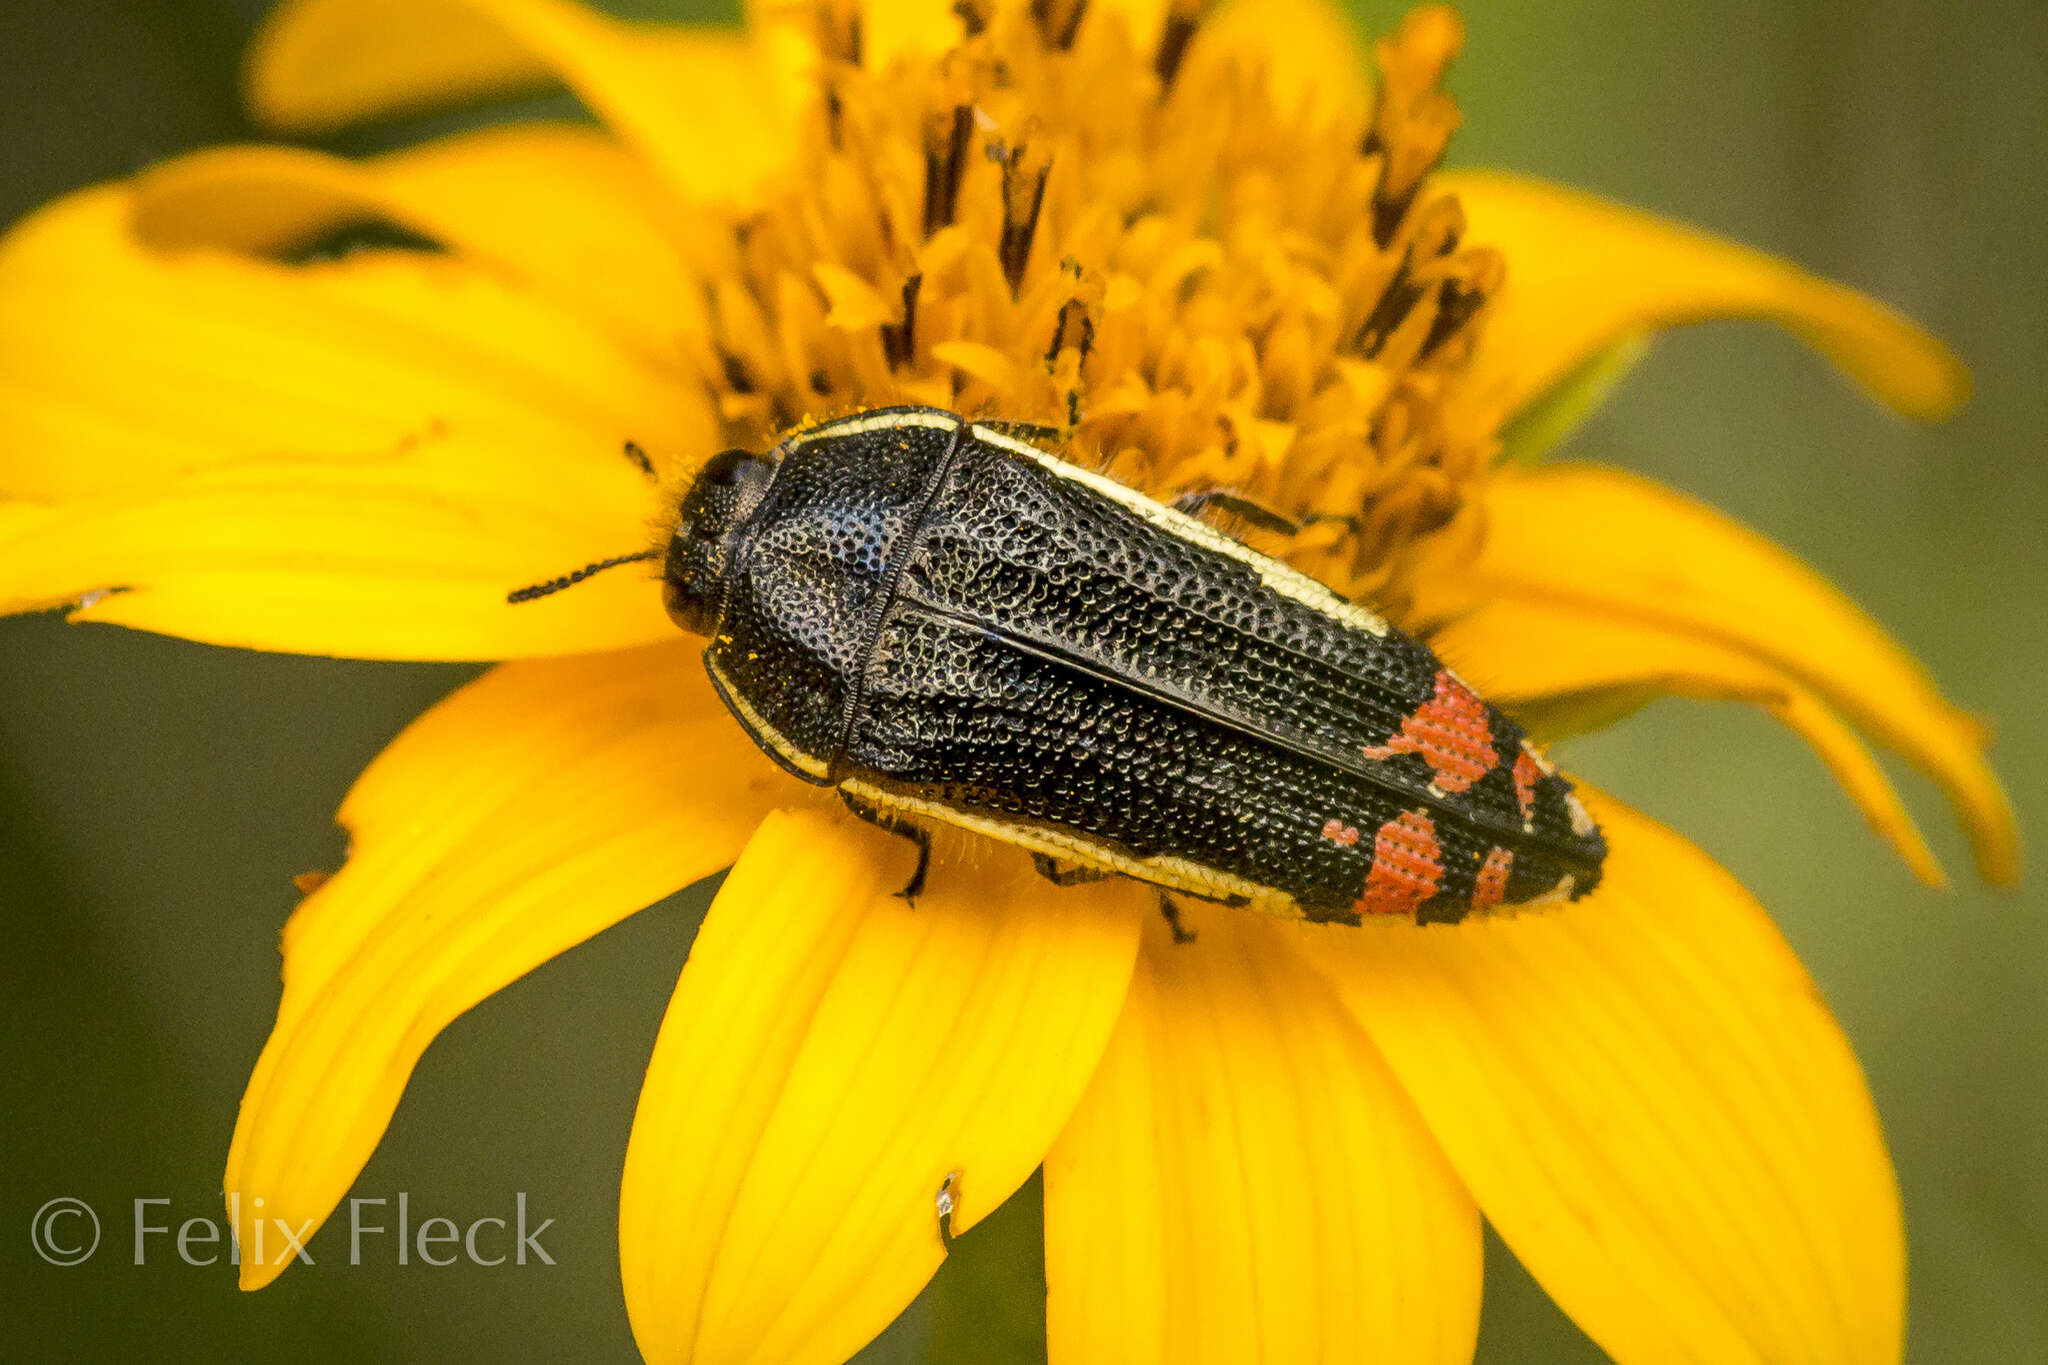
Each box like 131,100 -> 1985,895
663,448 -> 774,635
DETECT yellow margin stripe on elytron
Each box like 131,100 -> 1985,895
704,653 -> 831,779
785,408 -> 962,450
968,422 -> 1392,639
839,777 -> 1308,920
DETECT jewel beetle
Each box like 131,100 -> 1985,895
513,406 -> 1605,924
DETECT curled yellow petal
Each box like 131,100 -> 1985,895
227,645 -> 795,1290
1436,598 -> 1948,888
1044,906 -> 1480,1365
1446,170 -> 1969,424
620,808 -> 1145,1365
1298,793 -> 1904,1365
0,183 -> 712,503
247,0 -> 799,205
1418,463 -> 2017,887
131,126 -> 705,364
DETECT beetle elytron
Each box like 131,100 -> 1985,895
514,407 -> 1605,924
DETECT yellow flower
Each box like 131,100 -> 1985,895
0,0 -> 2018,1361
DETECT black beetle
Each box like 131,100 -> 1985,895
515,406 -> 1605,924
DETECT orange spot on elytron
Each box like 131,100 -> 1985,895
1471,846 -> 1514,912
1512,750 -> 1541,823
1321,818 -> 1360,847
1361,670 -> 1498,794
1353,810 -> 1443,917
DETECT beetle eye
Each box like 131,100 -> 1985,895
701,450 -> 752,487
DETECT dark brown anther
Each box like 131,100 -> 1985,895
1057,0 -> 1088,49
952,0 -> 990,38
825,1 -> 864,66
1417,247 -> 1503,362
1046,298 -> 1094,363
720,351 -> 757,394
824,81 -> 845,150
1370,184 -> 1417,250
1353,257 -> 1423,357
922,105 -> 975,236
1417,280 -> 1478,363
882,275 -> 923,370
1031,0 -> 1088,50
999,143 -> 1052,294
1360,9 -> 1465,248
1154,0 -> 1200,87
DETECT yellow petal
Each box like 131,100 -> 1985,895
1445,170 -> 1969,424
1298,793 -> 1903,1365
130,126 -> 705,363
619,808 -> 1146,1365
0,183 -> 712,502
1436,598 -> 1948,888
248,0 -> 799,205
1421,463 -> 2017,887
0,436 -> 677,660
1043,906 -> 1480,1365
0,186 -> 710,658
227,645 -> 797,1289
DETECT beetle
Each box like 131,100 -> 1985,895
513,406 -> 1605,924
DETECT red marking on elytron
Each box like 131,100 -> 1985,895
1360,670 -> 1498,794
1471,846 -> 1514,913
1352,810 -> 1443,917
1512,750 -> 1541,825
1321,818 -> 1361,847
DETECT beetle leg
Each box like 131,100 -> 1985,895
1031,852 -> 1112,887
839,791 -> 932,903
976,418 -> 1065,448
1170,489 -> 1302,536
1157,892 -> 1198,945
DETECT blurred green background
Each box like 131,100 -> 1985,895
2,0 -> 2041,1360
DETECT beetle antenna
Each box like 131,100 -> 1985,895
506,550 -> 661,604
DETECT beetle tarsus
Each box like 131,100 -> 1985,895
976,418 -> 1064,448
1171,489 -> 1301,536
840,791 -> 932,903
1158,893 -> 1198,944
1031,852 -> 1111,886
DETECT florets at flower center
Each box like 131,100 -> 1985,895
688,0 -> 1500,617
